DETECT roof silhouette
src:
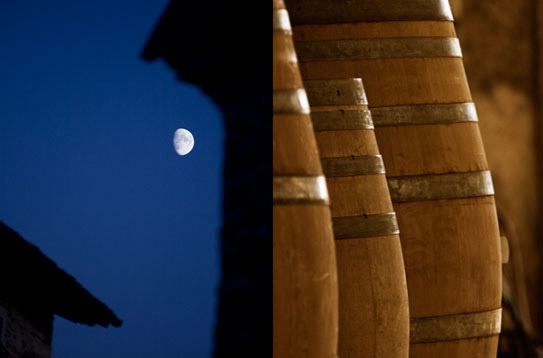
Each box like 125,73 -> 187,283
0,221 -> 122,328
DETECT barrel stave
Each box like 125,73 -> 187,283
273,205 -> 338,358
395,196 -> 501,317
299,58 -> 472,107
273,113 -> 322,175
273,1 -> 338,357
336,235 -> 409,357
410,336 -> 499,358
374,122 -> 488,177
287,1 -> 502,355
292,21 -> 457,41
326,175 -> 393,217
306,78 -> 409,357
273,33 -> 302,89
315,130 -> 379,157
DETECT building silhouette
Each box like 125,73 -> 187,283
0,222 -> 121,358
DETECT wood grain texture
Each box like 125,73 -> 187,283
299,58 -> 472,107
273,206 -> 338,358
394,196 -> 501,317
410,335 -> 499,357
289,7 -> 501,357
326,175 -> 393,216
273,114 -> 322,175
316,129 -> 379,157
293,21 -> 457,41
335,235 -> 409,357
309,88 -> 409,357
273,2 -> 338,357
374,122 -> 488,176
273,33 -> 302,90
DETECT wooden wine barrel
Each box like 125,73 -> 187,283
304,78 -> 409,357
273,1 -> 338,357
286,0 -> 502,357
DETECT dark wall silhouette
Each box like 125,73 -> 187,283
143,2 -> 270,356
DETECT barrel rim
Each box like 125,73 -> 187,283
273,8 -> 292,34
410,308 -> 502,344
371,102 -> 478,126
333,212 -> 399,239
387,170 -> 495,202
286,0 -> 454,24
273,89 -> 310,114
294,37 -> 462,62
311,109 -> 374,131
273,175 -> 330,205
304,78 -> 368,106
321,155 -> 385,177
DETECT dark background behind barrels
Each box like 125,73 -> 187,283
451,0 -> 543,340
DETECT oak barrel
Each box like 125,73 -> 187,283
273,1 -> 338,357
286,0 -> 502,356
305,78 -> 409,357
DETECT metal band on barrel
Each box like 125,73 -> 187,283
286,0 -> 454,24
388,170 -> 495,203
273,89 -> 310,114
333,212 -> 399,240
410,308 -> 502,344
322,155 -> 385,177
311,110 -> 374,131
304,78 -> 368,106
295,37 -> 462,61
273,175 -> 329,205
273,9 -> 292,34
371,103 -> 478,126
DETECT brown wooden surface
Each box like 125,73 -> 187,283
299,58 -> 472,107
288,5 -> 502,356
292,21 -> 457,41
273,206 -> 338,358
374,122 -> 488,176
395,197 -> 501,317
273,1 -> 338,357
410,336 -> 499,357
272,0 -> 284,9
273,33 -> 302,90
273,114 -> 322,175
327,175 -> 392,216
335,235 -> 409,358
315,129 -> 379,157
310,97 -> 409,357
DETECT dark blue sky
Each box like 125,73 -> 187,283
0,1 -> 223,357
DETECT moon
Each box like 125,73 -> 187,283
173,128 -> 194,156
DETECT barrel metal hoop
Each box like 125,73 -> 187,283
273,89 -> 310,114
311,109 -> 374,131
273,9 -> 292,34
371,102 -> 478,126
333,212 -> 399,240
295,37 -> 462,61
322,155 -> 385,177
388,170 -> 495,203
273,175 -> 329,205
410,308 -> 502,344
287,0 -> 454,24
304,78 -> 368,106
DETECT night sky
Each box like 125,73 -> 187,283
0,1 -> 223,357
